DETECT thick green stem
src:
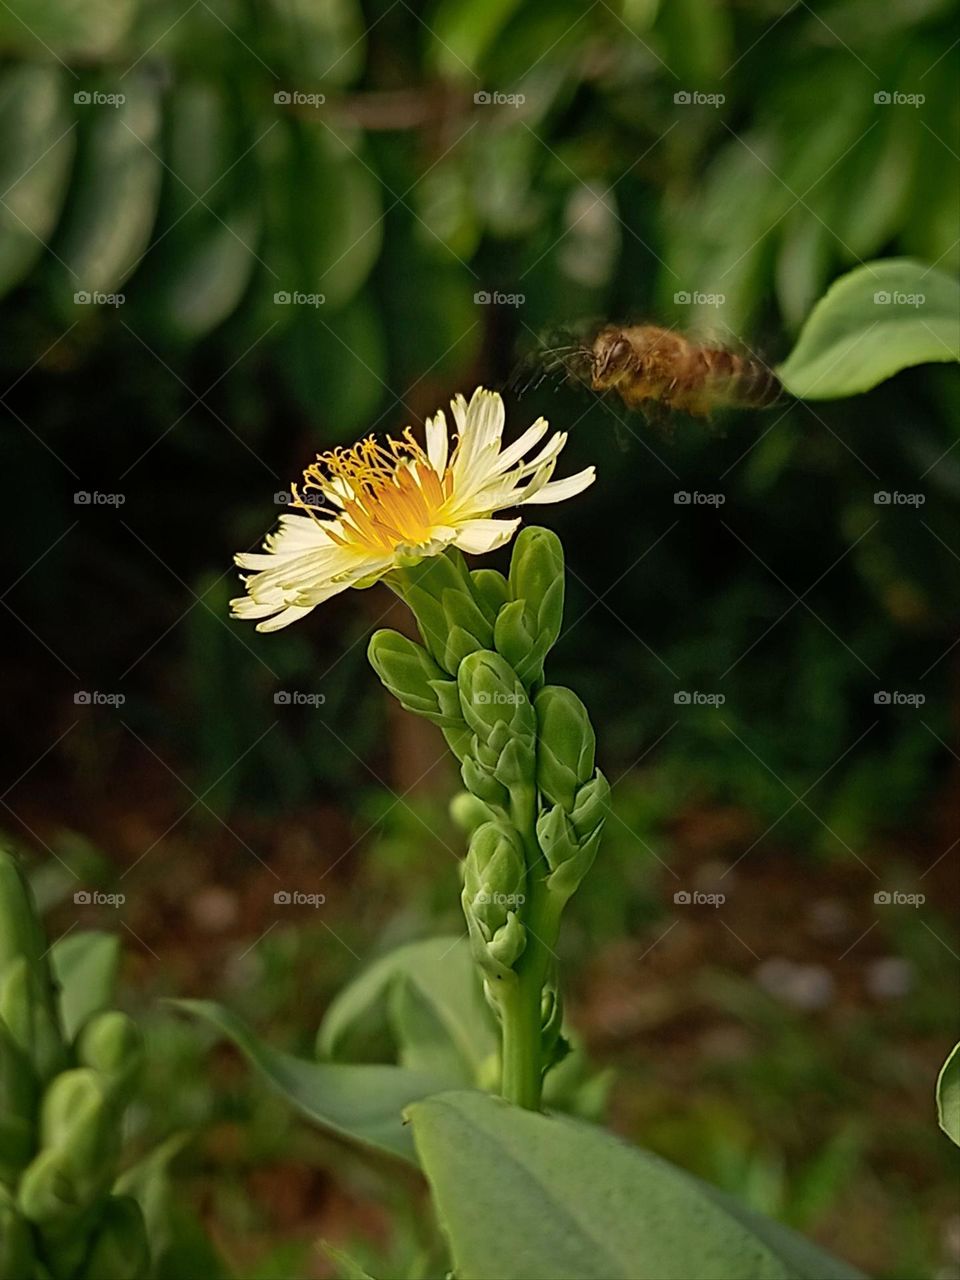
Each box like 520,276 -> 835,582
497,785 -> 563,1110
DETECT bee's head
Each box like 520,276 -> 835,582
591,330 -> 633,388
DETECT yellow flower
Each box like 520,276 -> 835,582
231,387 -> 595,631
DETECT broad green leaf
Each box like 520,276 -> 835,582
408,1091 -> 864,1280
51,930 -> 119,1041
317,936 -> 497,1080
427,0 -> 525,77
172,998 -> 448,1165
0,0 -> 137,59
320,1241 -> 377,1280
778,259 -> 960,399
0,65 -> 75,300
936,1042 -> 960,1146
49,74 -> 163,300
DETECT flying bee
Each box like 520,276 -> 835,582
517,323 -> 782,425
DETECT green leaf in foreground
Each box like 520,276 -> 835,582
408,1091 -> 864,1280
777,258 -> 960,399
936,1042 -> 960,1146
319,1241 -> 377,1280
51,930 -> 120,1041
171,998 -> 449,1165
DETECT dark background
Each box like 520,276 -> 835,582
0,1 -> 958,1276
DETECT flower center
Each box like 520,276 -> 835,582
293,431 -> 452,553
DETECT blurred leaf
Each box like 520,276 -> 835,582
0,0 -> 137,59
427,0 -> 526,78
936,1042 -> 960,1146
317,936 -> 497,1080
266,0 -> 367,87
0,65 -> 75,300
320,1241 -> 377,1280
51,930 -> 120,1042
173,997 -> 450,1164
778,259 -> 960,399
409,1091 -> 865,1280
49,74 -> 163,302
655,0 -> 732,86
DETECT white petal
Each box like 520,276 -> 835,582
522,466 -> 596,504
256,604 -> 316,633
491,417 -> 549,474
453,517 -> 521,555
425,409 -> 449,475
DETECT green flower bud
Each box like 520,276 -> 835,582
0,1187 -> 35,1279
535,686 -> 596,810
461,822 -> 527,978
493,528 -> 564,685
460,752 -> 509,808
396,552 -> 493,674
0,957 -> 66,1085
20,1069 -> 118,1226
458,652 -> 535,745
470,567 -> 510,623
367,629 -> 461,726
0,1020 -> 37,1186
449,791 -> 495,835
76,1195 -> 150,1280
76,1013 -> 143,1098
569,770 -> 610,840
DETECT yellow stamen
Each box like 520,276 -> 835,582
295,430 -> 450,554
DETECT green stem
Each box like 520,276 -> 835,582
498,785 -> 563,1110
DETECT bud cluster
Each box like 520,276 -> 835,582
0,849 -> 162,1278
367,528 -> 608,987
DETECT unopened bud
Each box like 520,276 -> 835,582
368,630 -> 460,726
535,686 -> 596,810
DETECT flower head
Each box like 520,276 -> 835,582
231,388 -> 594,631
